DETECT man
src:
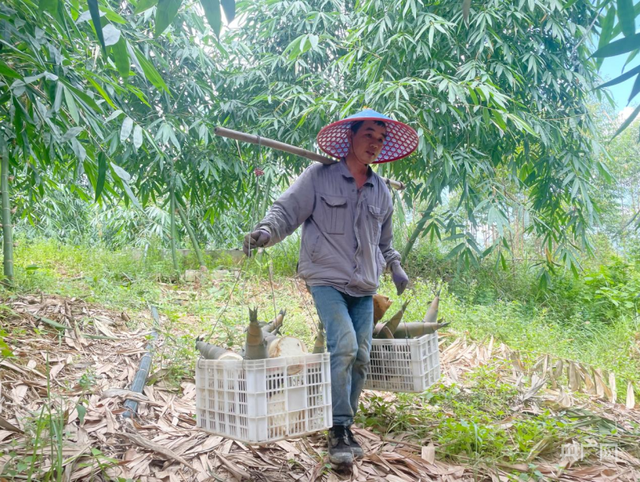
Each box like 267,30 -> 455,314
243,109 -> 417,465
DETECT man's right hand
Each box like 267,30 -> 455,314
243,229 -> 271,256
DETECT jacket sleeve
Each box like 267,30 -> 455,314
379,193 -> 402,268
255,165 -> 317,246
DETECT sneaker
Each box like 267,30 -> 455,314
327,426 -> 354,465
346,426 -> 364,458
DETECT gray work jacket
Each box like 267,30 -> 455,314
256,160 -> 401,296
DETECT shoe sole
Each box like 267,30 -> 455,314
329,453 -> 354,465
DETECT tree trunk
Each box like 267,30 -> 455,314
401,207 -> 434,263
177,205 -> 205,268
169,187 -> 179,273
1,154 -> 13,284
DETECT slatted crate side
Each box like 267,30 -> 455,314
196,353 -> 332,444
365,332 -> 440,393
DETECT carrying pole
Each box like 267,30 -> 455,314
214,126 -> 406,191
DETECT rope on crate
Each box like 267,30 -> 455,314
203,135 -> 285,344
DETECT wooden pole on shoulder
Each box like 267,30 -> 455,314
214,126 -> 406,191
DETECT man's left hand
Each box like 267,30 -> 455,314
390,261 -> 409,296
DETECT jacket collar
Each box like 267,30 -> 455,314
338,159 -> 375,187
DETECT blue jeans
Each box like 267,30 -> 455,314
309,286 -> 373,427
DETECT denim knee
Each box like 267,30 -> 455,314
331,332 -> 358,362
354,343 -> 371,367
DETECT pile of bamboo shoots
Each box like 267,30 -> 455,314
196,308 -> 326,361
372,292 -> 449,340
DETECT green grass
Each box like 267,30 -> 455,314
8,238 -> 640,391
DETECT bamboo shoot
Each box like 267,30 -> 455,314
245,308 -> 268,359
422,292 -> 441,325
381,300 -> 410,335
196,339 -> 242,360
393,321 -> 450,338
373,324 -> 394,339
263,309 -> 286,334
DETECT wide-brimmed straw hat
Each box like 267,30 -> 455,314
316,109 -> 418,164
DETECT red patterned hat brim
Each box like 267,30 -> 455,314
316,112 -> 418,163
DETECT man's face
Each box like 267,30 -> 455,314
349,121 -> 387,164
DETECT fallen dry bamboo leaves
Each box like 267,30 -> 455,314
0,293 -> 638,482
117,432 -> 197,472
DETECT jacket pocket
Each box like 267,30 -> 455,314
318,194 -> 347,235
367,204 -> 384,241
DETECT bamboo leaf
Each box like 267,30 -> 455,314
617,0 -> 635,37
155,0 -> 182,37
627,72 -> 640,103
220,0 -> 235,22
86,77 -> 117,109
597,7 -> 617,68
103,8 -> 127,24
95,152 -> 107,201
111,37 -> 130,78
111,162 -> 132,183
39,0 -> 59,16
201,0 -> 222,37
612,103 -> 640,139
63,86 -> 79,123
135,0 -> 159,14
87,0 -> 107,55
133,48 -> 169,93
599,7 -> 616,48
0,62 -> 21,80
61,81 -> 102,112
133,124 -> 143,150
598,64 -> 640,88
592,32 -> 640,57
120,117 -> 134,142
122,182 -> 143,210
102,24 -> 121,46
71,138 -> 86,163
53,82 -> 63,112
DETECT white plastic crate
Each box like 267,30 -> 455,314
364,332 -> 440,393
195,353 -> 332,444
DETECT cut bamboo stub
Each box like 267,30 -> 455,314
214,126 -> 406,191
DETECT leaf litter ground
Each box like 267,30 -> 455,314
1,286 -> 639,481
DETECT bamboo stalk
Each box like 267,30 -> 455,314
177,205 -> 206,268
1,153 -> 13,283
169,186 -> 179,273
214,126 -> 406,191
